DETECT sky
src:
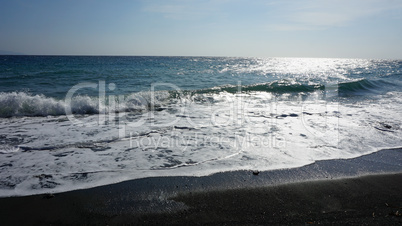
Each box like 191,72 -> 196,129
1,0 -> 402,59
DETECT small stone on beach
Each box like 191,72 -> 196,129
43,194 -> 55,199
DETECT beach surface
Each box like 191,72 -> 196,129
0,148 -> 401,225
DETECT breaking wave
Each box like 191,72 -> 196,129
338,78 -> 394,96
0,91 -> 170,118
0,78 -> 394,118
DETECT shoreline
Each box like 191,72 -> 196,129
0,173 -> 400,225
164,173 -> 402,225
0,148 -> 401,224
2,147 -> 402,198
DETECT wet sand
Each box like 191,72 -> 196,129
0,148 -> 401,225
0,173 -> 401,225
167,173 -> 402,225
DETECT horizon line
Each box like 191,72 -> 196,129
0,54 -> 400,60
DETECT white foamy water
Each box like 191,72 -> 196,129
0,90 -> 401,197
1,56 -> 402,197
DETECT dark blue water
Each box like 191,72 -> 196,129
1,56 -> 401,98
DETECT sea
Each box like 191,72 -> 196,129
0,56 -> 401,197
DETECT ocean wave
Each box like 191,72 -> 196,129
0,92 -> 99,117
169,80 -> 326,98
0,91 -> 171,118
0,78 -> 394,118
338,78 -> 392,96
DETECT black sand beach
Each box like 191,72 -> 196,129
1,148 -> 401,225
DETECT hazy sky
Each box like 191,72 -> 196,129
1,0 -> 402,59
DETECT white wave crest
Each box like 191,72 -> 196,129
0,91 -> 174,118
0,92 -> 99,117
0,92 -> 65,117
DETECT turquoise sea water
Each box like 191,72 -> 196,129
1,56 -> 401,96
0,56 -> 401,196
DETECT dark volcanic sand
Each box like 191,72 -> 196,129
0,174 -> 401,225
0,148 -> 401,225
167,173 -> 402,225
